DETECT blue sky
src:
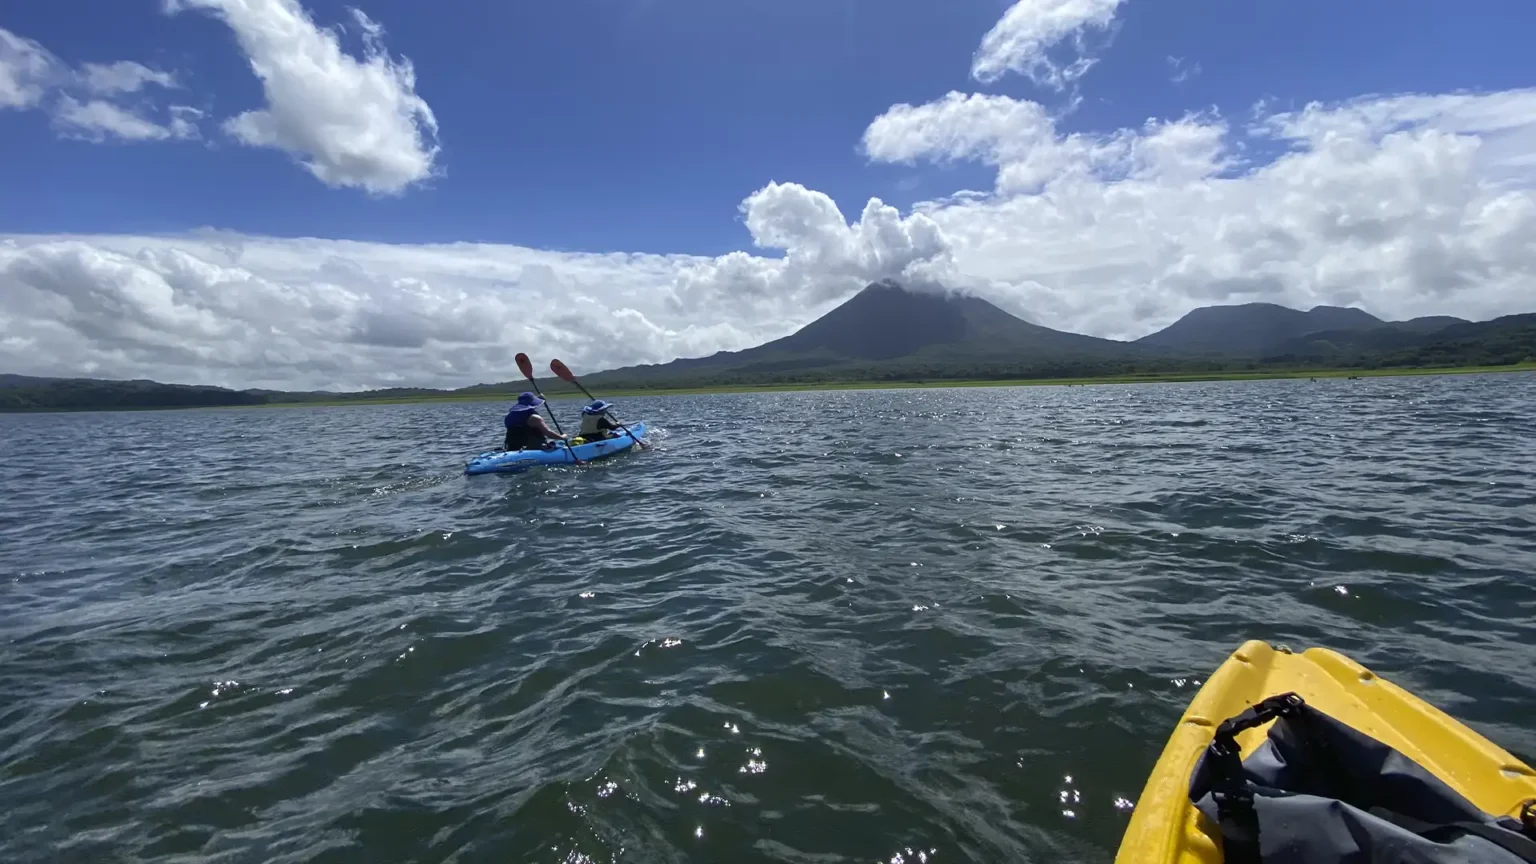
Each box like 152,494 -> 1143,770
1,0 -> 1534,389
5,0 -> 1532,255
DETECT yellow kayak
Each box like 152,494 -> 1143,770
1114,640 -> 1536,863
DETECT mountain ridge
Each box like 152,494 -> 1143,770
3,284 -> 1532,411
1133,301 -> 1474,356
580,285 -> 1486,385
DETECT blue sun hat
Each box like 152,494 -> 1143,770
505,392 -> 544,428
582,400 -> 612,415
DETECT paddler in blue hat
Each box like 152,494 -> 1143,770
577,399 -> 621,441
503,392 -> 568,451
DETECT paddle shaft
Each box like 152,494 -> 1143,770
514,355 -> 584,464
526,381 -> 567,436
555,365 -> 646,449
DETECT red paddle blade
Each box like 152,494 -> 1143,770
549,359 -> 576,382
515,352 -> 534,379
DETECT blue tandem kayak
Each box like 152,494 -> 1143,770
463,422 -> 648,476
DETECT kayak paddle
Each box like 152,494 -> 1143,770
549,358 -> 648,450
514,352 -> 585,465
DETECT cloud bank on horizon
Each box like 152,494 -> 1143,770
2,0 -> 1535,391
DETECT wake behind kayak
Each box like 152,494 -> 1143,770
464,422 -> 648,475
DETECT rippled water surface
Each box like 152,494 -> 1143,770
3,374 -> 1535,863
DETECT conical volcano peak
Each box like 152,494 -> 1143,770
749,280 -> 1098,361
851,279 -> 960,300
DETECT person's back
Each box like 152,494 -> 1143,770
578,400 -> 620,440
504,392 -> 560,450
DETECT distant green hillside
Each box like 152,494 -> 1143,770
0,377 -> 270,412
571,284 -> 1531,390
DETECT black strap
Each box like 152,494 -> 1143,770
1205,692 -> 1307,864
1524,800 -> 1536,838
1368,806 -> 1536,862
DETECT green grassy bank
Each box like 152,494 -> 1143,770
258,362 -> 1535,408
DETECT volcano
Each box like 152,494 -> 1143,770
582,280 -> 1137,385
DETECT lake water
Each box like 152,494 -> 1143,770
2,374 -> 1534,863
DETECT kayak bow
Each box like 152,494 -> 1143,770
1115,640 -> 1536,863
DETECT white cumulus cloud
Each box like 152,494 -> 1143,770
166,0 -> 441,195
871,88 -> 1536,339
971,0 -> 1128,88
0,180 -> 956,390
738,181 -> 954,293
0,27 -> 62,110
77,60 -> 178,95
0,26 -> 194,142
52,97 -> 201,142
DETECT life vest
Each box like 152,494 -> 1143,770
503,405 -> 543,449
579,412 -> 614,437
